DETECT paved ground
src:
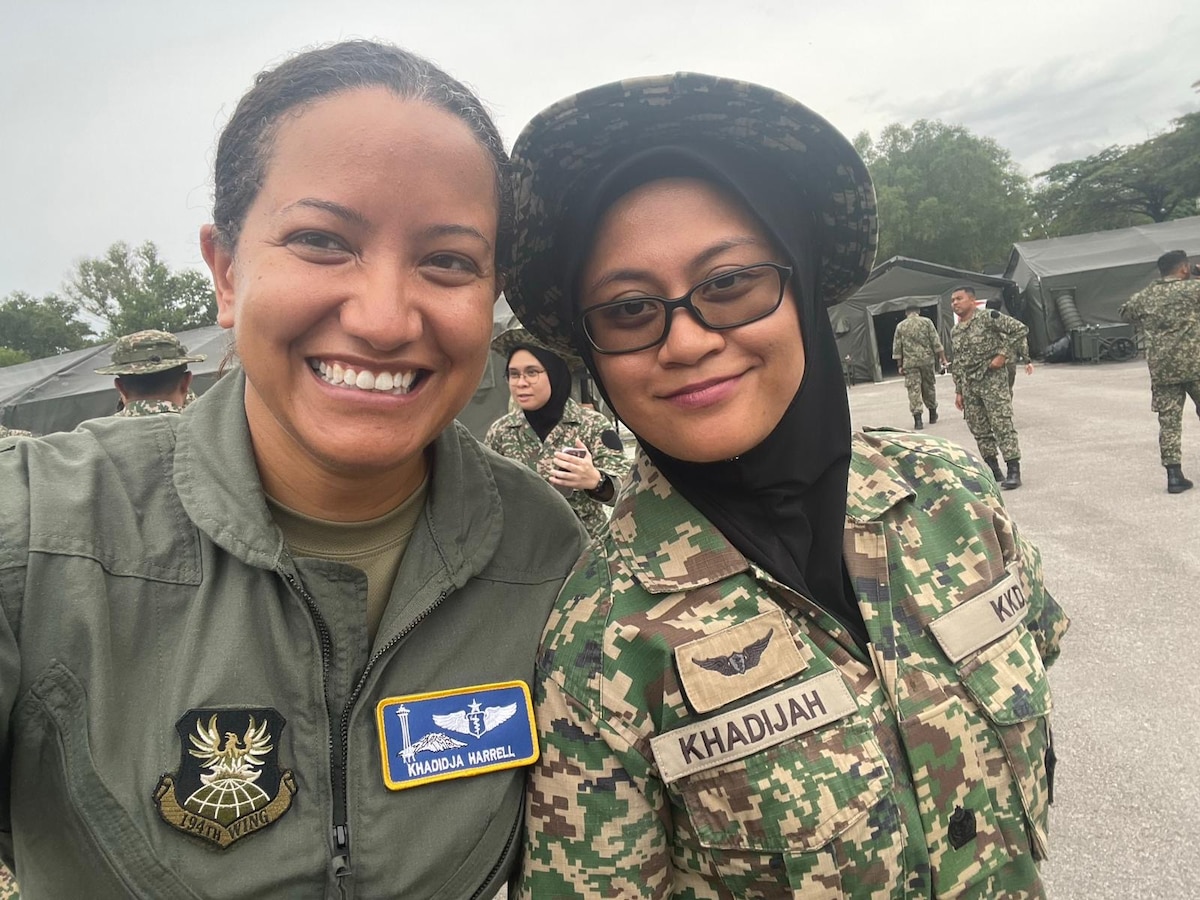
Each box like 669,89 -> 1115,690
847,360 -> 1200,900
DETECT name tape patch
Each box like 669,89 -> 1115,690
376,681 -> 537,791
928,567 -> 1027,663
650,670 -> 857,784
675,609 -> 808,714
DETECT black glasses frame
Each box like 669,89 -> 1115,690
578,262 -> 793,355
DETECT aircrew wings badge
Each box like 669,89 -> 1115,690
376,681 -> 537,790
153,707 -> 297,849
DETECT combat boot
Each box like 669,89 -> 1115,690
913,412 -> 923,430
928,407 -> 938,424
984,456 -> 1003,481
1000,460 -> 1022,490
1166,464 -> 1193,494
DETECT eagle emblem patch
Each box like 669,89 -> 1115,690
153,708 -> 297,849
376,681 -> 537,790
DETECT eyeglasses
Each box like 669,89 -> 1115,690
578,262 -> 792,355
505,366 -> 546,383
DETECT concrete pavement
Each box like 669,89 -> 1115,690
848,360 -> 1200,900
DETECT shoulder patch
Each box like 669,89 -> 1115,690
154,708 -> 297,849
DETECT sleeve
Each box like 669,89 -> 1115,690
483,419 -> 503,453
519,672 -> 671,899
929,319 -> 944,355
997,313 -> 1029,361
891,326 -> 904,361
1013,335 -> 1030,364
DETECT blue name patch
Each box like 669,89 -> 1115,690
376,681 -> 538,790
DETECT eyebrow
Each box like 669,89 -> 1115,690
418,223 -> 493,252
279,198 -> 370,230
587,237 -> 763,294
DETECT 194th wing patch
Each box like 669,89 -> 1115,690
154,707 -> 297,849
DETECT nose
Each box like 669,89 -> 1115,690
337,263 -> 424,351
657,306 -> 725,365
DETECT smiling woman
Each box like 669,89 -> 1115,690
507,72 -> 1070,898
0,41 -> 586,899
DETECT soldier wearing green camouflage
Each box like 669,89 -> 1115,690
891,305 -> 946,429
485,397 -> 630,539
94,329 -> 205,417
950,288 -> 1029,489
1119,250 -> 1200,493
507,71 -> 1065,899
523,434 -> 1066,898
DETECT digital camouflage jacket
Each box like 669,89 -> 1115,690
951,311 -> 1029,392
891,315 -> 943,369
520,430 -> 1068,899
1119,276 -> 1200,384
484,398 -> 631,540
115,399 -> 184,417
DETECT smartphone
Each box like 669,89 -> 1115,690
562,447 -> 587,458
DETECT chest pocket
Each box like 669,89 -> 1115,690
651,673 -> 902,898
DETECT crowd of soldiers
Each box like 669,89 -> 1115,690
886,250 -> 1199,496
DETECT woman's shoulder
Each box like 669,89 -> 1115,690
852,428 -> 995,493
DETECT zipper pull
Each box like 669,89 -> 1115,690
332,823 -> 352,878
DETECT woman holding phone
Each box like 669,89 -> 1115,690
486,327 -> 630,539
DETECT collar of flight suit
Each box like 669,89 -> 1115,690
174,367 -> 506,587
609,433 -> 916,595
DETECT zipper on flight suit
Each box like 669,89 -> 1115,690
286,565 -> 451,888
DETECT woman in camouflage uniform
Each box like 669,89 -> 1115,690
506,73 -> 1069,898
485,327 -> 630,539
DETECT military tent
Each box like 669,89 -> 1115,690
829,257 -> 1016,384
1,299 -> 522,438
1005,216 -> 1200,355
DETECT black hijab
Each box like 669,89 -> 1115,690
507,343 -> 572,442
561,144 -> 866,644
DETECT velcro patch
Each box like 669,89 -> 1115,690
650,670 -> 857,784
376,681 -> 537,791
928,567 -> 1027,663
675,609 -> 807,714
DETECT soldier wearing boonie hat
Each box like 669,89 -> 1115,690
508,73 -> 1067,899
95,329 -> 206,416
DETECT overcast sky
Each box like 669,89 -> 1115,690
1,0 -> 1196,299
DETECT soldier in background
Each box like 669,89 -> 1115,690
0,426 -> 32,439
985,297 -> 1035,390
1120,249 -> 1200,494
94,330 -> 206,417
951,285 -> 1029,489
891,303 -> 947,429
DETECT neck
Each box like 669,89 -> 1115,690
245,395 -> 429,522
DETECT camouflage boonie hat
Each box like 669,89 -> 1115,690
490,326 -> 584,370
506,72 -> 878,358
95,330 -> 206,375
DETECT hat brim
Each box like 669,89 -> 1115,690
94,355 -> 205,375
506,72 -> 877,358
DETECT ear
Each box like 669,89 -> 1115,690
114,379 -> 130,403
200,224 -> 238,329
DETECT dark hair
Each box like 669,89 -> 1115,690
1157,249 -> 1189,277
951,284 -> 977,298
904,303 -> 920,314
211,40 -> 512,271
116,366 -> 189,399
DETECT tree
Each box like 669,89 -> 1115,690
0,347 -> 29,368
857,121 -> 1032,271
0,291 -> 94,364
65,241 -> 217,338
1032,111 -> 1200,237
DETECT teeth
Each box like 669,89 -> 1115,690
313,360 -> 420,394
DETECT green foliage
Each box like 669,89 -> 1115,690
65,241 -> 216,338
1032,111 -> 1200,237
0,291 -> 95,361
0,347 -> 31,368
858,120 -> 1032,271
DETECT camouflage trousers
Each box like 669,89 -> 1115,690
903,364 -> 938,414
1150,378 -> 1200,465
961,368 -> 1020,461
0,864 -> 17,899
